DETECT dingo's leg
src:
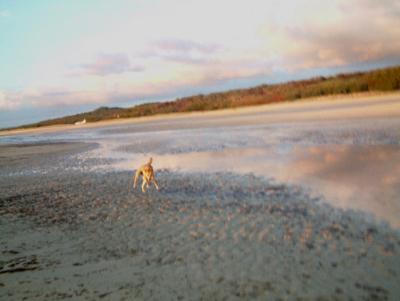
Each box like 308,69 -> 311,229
133,169 -> 141,188
141,178 -> 147,193
152,176 -> 159,190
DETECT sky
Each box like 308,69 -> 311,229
0,0 -> 399,128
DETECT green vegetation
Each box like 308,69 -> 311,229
6,65 -> 400,130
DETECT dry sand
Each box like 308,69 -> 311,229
1,93 -> 400,300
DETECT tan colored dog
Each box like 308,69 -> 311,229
133,157 -> 159,192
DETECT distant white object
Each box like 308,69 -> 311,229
74,118 -> 86,125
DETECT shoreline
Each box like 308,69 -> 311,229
1,91 -> 399,137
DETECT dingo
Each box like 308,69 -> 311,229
133,157 -> 160,192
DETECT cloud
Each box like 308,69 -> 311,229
279,26 -> 399,70
0,63 -> 268,112
154,39 -> 219,53
141,39 -> 221,65
0,90 -> 22,111
261,0 -> 400,70
0,91 -> 10,110
79,53 -> 144,76
0,88 -> 96,111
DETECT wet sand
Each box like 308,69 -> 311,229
111,144 -> 400,228
1,93 -> 400,300
1,145 -> 399,300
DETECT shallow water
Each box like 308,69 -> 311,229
65,118 -> 399,228
108,144 -> 400,228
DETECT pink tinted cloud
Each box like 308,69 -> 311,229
80,53 -> 144,76
264,1 -> 400,70
140,39 -> 221,65
154,39 -> 220,53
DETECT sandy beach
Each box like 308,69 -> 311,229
1,92 -> 400,137
1,93 -> 400,300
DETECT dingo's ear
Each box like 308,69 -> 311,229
148,157 -> 153,164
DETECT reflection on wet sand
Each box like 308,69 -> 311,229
117,145 -> 400,227
278,145 -> 400,228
